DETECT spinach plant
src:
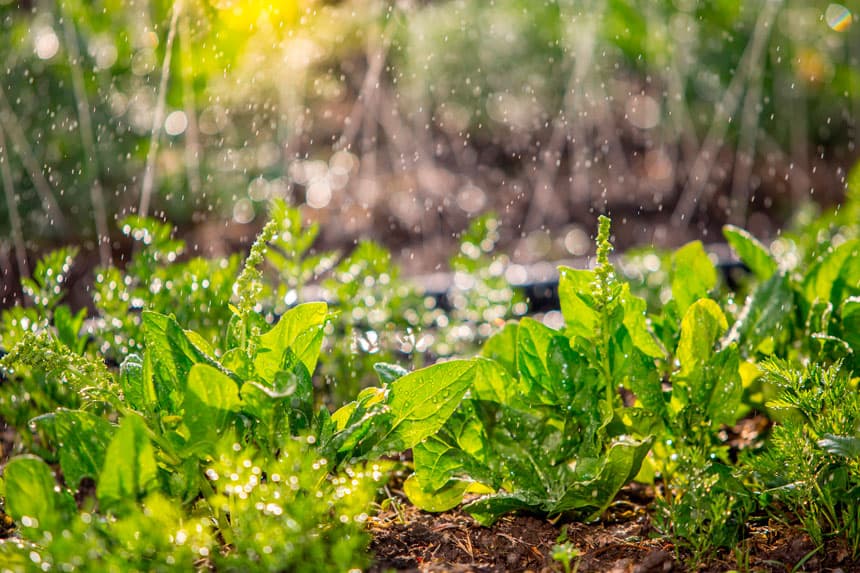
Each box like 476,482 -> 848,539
403,216 -> 655,524
0,207 -> 479,570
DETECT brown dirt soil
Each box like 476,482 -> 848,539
368,487 -> 860,573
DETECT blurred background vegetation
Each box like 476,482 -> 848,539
0,0 -> 858,302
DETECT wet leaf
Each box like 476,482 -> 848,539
3,455 -> 71,534
723,225 -> 777,281
671,241 -> 717,316
183,364 -> 241,452
403,474 -> 470,513
255,302 -> 327,382
98,415 -> 159,509
383,359 -> 477,449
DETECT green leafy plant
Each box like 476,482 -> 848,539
551,541 -> 581,573
3,195 -> 860,571
0,206 -> 484,570
721,168 -> 860,372
747,359 -> 860,555
403,216 -> 654,524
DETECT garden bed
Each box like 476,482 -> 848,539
369,501 -> 859,572
1,198 -> 859,572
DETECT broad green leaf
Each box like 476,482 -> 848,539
98,415 -> 159,509
54,305 -> 87,354
221,347 -> 256,380
480,323 -> 518,377
674,300 -> 742,426
516,318 -> 582,404
142,311 -> 216,410
240,380 -> 286,436
619,284 -> 664,359
839,255 -> 860,298
32,409 -> 115,490
558,267 -> 598,339
465,493 -> 538,526
625,351 -> 665,416
403,474 -> 469,513
183,329 -> 217,357
383,359 -> 477,450
478,403 -> 570,492
516,317 -> 557,398
241,380 -> 296,447
412,405 -> 495,493
840,297 -> 860,352
671,241 -> 717,316
723,225 -> 777,281
254,302 -> 327,381
676,299 -> 728,377
553,437 -> 653,519
373,362 -> 408,384
810,333 -> 853,364
183,364 -> 241,451
119,353 -> 156,411
806,299 -> 834,336
242,359 -> 315,441
802,239 -> 860,305
3,455 -> 69,533
724,272 -> 794,355
472,357 -> 519,404
818,434 -> 860,458
281,358 -> 315,432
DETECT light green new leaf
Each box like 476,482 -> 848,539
255,302 -> 327,382
677,299 -> 728,377
3,455 -> 68,533
383,359 -> 477,450
723,225 -> 777,281
674,300 -> 742,426
671,241 -> 717,316
472,356 -> 519,404
98,415 -> 159,509
480,323 -> 518,377
183,364 -> 241,451
620,284 -> 664,359
558,267 -> 598,339
403,474 -> 470,513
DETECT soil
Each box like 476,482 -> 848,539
369,487 -> 860,573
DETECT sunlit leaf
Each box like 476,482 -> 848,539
723,225 -> 777,281
98,415 -> 159,509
